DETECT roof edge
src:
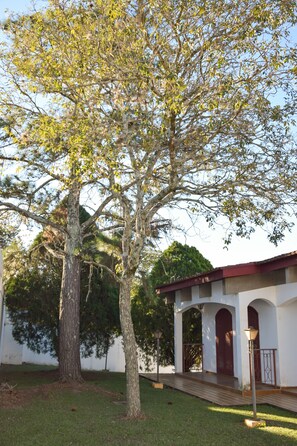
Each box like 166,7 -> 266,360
156,250 -> 297,294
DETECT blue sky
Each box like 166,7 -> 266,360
0,0 -> 296,267
0,1 -> 48,20
0,1 -> 35,18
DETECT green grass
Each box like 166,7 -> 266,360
0,363 -> 57,387
0,364 -> 297,446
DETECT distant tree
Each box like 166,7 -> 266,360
132,242 -> 212,367
149,242 -> 213,287
5,249 -> 120,360
4,241 -> 61,356
4,209 -> 120,361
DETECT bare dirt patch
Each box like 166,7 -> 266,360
0,384 -> 37,408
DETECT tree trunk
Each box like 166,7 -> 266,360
119,277 -> 141,418
58,187 -> 82,382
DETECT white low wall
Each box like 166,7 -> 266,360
0,311 -> 173,373
0,308 -> 23,364
21,337 -> 126,372
21,337 -> 173,373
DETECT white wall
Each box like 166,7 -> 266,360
173,306 -> 183,373
0,253 -> 23,364
202,304 -> 219,373
234,298 -> 249,389
0,310 -> 23,364
202,303 -> 238,377
277,299 -> 297,386
1,312 -> 173,374
20,336 -> 173,373
22,337 -> 126,371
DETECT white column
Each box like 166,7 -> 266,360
174,307 -> 183,373
235,299 -> 250,390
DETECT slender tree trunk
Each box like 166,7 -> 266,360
119,276 -> 141,418
59,187 -> 82,382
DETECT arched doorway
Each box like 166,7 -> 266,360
248,306 -> 261,382
215,308 -> 234,376
182,307 -> 202,372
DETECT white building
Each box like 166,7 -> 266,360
156,251 -> 297,390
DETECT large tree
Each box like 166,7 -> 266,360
93,0 -> 297,417
0,1 -> 121,382
1,0 -> 297,418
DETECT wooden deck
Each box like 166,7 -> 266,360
141,373 -> 297,414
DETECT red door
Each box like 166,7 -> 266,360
216,309 -> 234,376
248,306 -> 261,382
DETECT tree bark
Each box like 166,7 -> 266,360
119,276 -> 141,418
58,187 -> 82,382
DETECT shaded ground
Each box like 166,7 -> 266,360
0,366 -> 123,409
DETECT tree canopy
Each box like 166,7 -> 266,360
150,242 -> 213,288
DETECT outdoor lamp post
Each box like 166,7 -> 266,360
244,326 -> 259,420
154,329 -> 162,383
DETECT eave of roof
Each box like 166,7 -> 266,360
156,250 -> 297,294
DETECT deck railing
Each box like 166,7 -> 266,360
183,344 -> 277,386
254,348 -> 277,387
183,343 -> 203,372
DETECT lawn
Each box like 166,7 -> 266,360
0,364 -> 296,446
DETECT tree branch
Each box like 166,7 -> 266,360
0,201 -> 67,234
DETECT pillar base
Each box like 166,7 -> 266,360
244,419 -> 266,428
152,382 -> 164,389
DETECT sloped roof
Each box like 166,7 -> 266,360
156,250 -> 297,294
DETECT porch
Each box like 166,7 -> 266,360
141,372 -> 297,413
183,343 -> 279,391
180,370 -> 281,396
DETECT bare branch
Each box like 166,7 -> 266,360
0,201 -> 67,235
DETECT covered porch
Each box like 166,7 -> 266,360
156,251 -> 297,392
174,298 -> 280,392
183,342 -> 279,392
